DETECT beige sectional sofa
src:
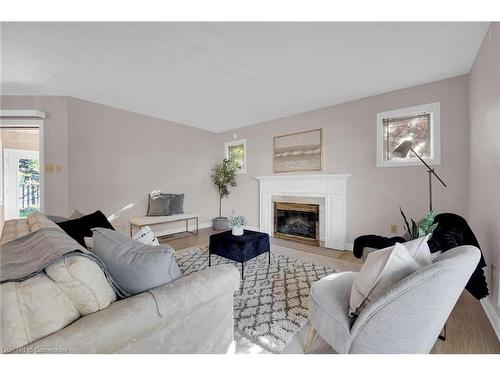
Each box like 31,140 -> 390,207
1,218 -> 240,354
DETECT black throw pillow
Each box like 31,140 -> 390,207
57,210 -> 114,247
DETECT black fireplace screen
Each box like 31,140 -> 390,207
275,209 -> 318,239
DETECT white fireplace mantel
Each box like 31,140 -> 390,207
255,174 -> 350,250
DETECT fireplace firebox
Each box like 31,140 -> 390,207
274,202 -> 319,246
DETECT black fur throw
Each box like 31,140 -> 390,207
352,213 -> 488,300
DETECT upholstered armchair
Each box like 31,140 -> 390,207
305,245 -> 480,353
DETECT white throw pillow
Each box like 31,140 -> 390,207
1,257 -> 116,352
70,209 -> 86,219
84,226 -> 158,250
0,273 -> 80,351
26,213 -> 61,232
349,242 -> 419,316
84,236 -> 94,250
431,250 -> 443,261
45,256 -> 116,315
400,234 -> 432,267
132,225 -> 160,246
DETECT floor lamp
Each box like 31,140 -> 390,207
392,140 -> 448,341
392,140 -> 447,211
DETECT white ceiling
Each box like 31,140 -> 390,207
1,22 -> 489,133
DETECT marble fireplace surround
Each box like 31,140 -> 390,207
255,174 -> 350,250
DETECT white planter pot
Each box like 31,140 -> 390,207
232,226 -> 244,236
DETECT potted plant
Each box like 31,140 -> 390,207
400,208 -> 439,239
211,158 -> 238,230
228,215 -> 248,236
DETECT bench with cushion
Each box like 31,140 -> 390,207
129,213 -> 199,238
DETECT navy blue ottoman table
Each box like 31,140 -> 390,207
208,229 -> 271,279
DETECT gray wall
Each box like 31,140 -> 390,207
469,22 -> 500,313
217,75 -> 471,245
0,95 -> 219,233
66,97 -> 219,233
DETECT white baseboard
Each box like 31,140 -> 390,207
154,221 -> 212,237
324,240 -> 347,250
481,297 -> 500,340
344,242 -> 354,251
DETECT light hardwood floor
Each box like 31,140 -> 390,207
162,228 -> 500,354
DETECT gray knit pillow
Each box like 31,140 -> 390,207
167,193 -> 184,215
147,194 -> 173,216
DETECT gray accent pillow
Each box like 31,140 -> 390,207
167,193 -> 184,215
91,228 -> 182,295
147,194 -> 173,216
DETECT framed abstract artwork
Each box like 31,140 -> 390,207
273,129 -> 323,173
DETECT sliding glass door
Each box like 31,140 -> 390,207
0,120 -> 43,230
3,148 -> 40,219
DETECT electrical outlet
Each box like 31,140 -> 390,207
390,224 -> 397,234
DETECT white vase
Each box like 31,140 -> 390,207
232,226 -> 244,236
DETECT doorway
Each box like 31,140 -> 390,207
0,120 -> 44,232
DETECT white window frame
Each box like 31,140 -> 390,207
225,139 -> 247,174
376,102 -> 441,167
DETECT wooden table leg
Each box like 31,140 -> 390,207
304,327 -> 317,353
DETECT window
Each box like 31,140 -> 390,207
225,139 -> 247,173
376,102 -> 440,167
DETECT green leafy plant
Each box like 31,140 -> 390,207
400,207 -> 439,239
228,215 -> 248,228
211,158 -> 238,218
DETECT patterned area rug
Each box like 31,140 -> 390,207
176,247 -> 335,353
